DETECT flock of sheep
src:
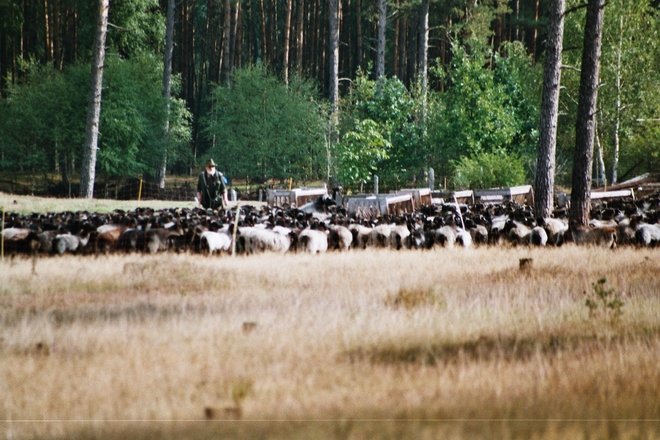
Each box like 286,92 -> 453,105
2,192 -> 660,257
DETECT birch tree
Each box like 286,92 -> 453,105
79,0 -> 109,199
418,0 -> 429,121
283,0 -> 293,85
376,0 -> 386,96
158,0 -> 175,190
328,0 -> 340,113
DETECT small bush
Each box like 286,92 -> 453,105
453,152 -> 526,189
585,277 -> 625,322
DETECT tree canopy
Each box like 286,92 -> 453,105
0,0 -> 659,195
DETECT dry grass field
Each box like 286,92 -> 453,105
0,192 -> 200,215
2,194 -> 660,439
2,246 -> 660,439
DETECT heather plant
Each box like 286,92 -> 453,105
585,277 -> 625,321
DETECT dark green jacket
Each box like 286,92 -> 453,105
197,171 -> 227,209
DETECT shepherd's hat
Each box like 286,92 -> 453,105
204,158 -> 217,168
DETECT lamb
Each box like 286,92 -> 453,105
505,219 -> 532,245
434,225 -> 458,248
348,224 -> 373,249
464,217 -> 489,245
298,228 -> 328,254
390,224 -> 411,250
371,224 -> 395,248
615,217 -> 637,246
94,225 -> 130,254
537,217 -> 568,246
54,232 -> 91,254
246,227 -> 297,254
634,222 -> 660,247
530,226 -> 548,246
37,229 -> 65,254
328,225 -> 352,251
1,227 -> 40,255
455,228 -> 473,248
565,222 -> 617,248
405,229 -> 426,249
487,214 -> 508,245
200,230 -> 232,254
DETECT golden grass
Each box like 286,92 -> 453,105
2,246 -> 660,439
0,191 -> 258,215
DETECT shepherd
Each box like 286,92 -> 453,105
196,159 -> 229,210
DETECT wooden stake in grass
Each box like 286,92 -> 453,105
1,206 -> 4,262
519,258 -> 534,271
232,202 -> 240,257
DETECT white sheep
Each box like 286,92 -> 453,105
538,217 -> 568,245
54,233 -> 90,254
635,223 -> 660,247
455,227 -> 473,248
530,226 -> 548,246
328,225 -> 352,251
506,220 -> 532,245
298,228 -> 328,254
390,225 -> 411,250
200,230 -> 232,254
371,224 -> 395,248
434,225 -> 457,248
247,228 -> 297,253
348,224 -> 373,249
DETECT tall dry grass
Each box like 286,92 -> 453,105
2,246 -> 660,439
0,192 -> 258,215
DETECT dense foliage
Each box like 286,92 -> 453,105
202,65 -> 327,183
0,0 -> 659,192
1,55 -> 191,182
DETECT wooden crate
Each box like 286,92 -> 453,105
590,189 -> 635,202
345,193 -> 414,217
396,188 -> 432,208
475,185 -> 534,205
267,187 -> 328,207
432,190 -> 475,205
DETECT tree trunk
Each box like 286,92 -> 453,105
158,0 -> 175,190
531,0 -> 540,62
328,0 -> 339,112
376,0 -> 386,95
283,0 -> 293,84
393,0 -> 399,78
268,0 -> 277,68
611,12 -> 624,184
296,0 -> 304,75
569,0 -> 605,226
233,1 -> 242,69
408,11 -> 418,88
80,0 -> 109,199
259,0 -> 267,63
355,0 -> 363,70
534,0 -> 565,219
418,0 -> 429,121
222,0 -> 232,84
595,124 -> 606,187
399,15 -> 408,85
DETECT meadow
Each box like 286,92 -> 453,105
2,194 -> 660,439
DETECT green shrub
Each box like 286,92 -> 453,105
453,152 -> 526,189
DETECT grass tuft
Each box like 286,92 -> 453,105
385,285 -> 445,310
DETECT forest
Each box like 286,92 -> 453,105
0,0 -> 659,194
